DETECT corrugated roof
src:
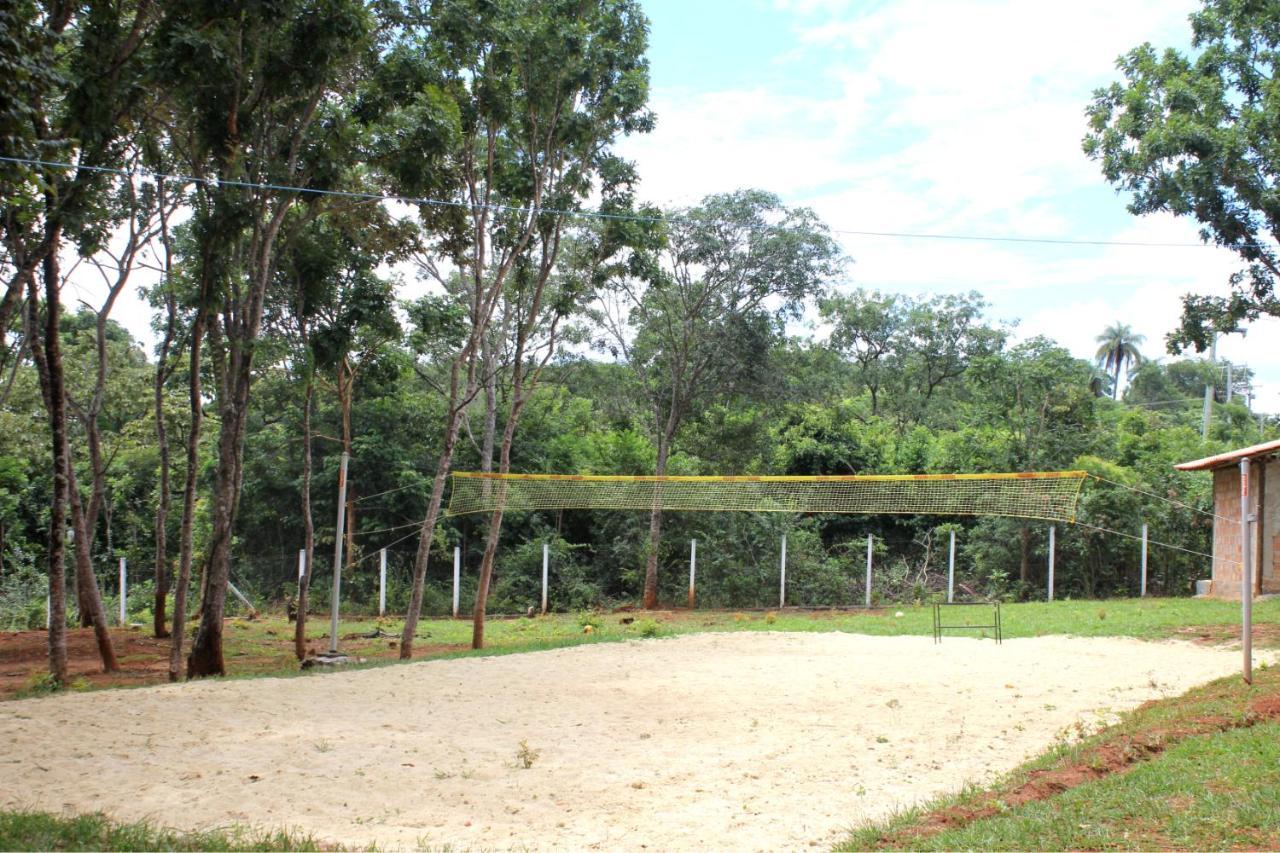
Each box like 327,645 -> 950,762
1174,438 -> 1280,472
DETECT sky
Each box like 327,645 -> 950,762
69,0 -> 1279,411
614,0 -> 1280,409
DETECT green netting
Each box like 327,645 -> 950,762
446,471 -> 1087,522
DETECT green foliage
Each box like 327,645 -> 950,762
1085,0 -> 1280,351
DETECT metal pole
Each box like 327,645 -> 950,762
1047,525 -> 1056,602
329,451 -> 349,654
541,542 -> 549,615
688,539 -> 697,610
452,545 -> 460,618
1226,363 -> 1233,403
1241,458 -> 1254,684
1140,523 -> 1148,597
379,548 -> 387,617
779,534 -> 787,609
118,557 -> 126,625
865,535 -> 873,608
947,530 -> 956,603
1202,334 -> 1217,440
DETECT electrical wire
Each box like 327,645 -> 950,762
1071,519 -> 1226,564
1086,474 -> 1225,522
1,154 -> 1219,250
354,481 -> 425,504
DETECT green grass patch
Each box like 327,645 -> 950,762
0,810 -> 325,851
842,662 -> 1280,851
844,722 -> 1280,851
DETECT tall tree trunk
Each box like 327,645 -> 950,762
399,410 -> 464,659
66,464 -> 117,671
642,433 -> 672,609
168,310 -> 205,682
340,360 -> 356,577
294,368 -> 315,661
152,335 -> 173,639
26,258 -> 68,684
187,359 -> 250,677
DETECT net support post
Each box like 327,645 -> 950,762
329,450 -> 349,654
779,534 -> 787,609
379,548 -> 387,617
1241,458 -> 1254,684
1140,523 -> 1148,597
118,557 -> 126,625
688,539 -> 697,610
541,542 -> 549,615
947,530 -> 956,604
452,546 -> 460,618
865,535 -> 873,608
1047,525 -> 1056,602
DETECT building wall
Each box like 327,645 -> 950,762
1210,462 -> 1276,597
1211,467 -> 1244,597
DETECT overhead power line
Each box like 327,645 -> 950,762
1,154 -> 1216,250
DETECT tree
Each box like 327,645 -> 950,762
397,0 -> 654,658
1094,322 -> 1145,399
598,190 -> 841,609
154,0 -> 376,677
1085,0 -> 1280,352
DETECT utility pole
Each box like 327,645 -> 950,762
1226,362 -> 1233,403
329,451 -> 349,654
1202,334 -> 1217,441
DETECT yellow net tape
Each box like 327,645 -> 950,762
446,471 -> 1087,522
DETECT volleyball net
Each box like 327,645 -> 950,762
445,471 -> 1088,523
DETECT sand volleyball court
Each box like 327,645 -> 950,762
0,632 -> 1255,849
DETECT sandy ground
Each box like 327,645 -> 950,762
0,632 -> 1260,850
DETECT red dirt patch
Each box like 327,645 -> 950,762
0,625 -> 469,700
0,628 -> 174,698
1175,623 -> 1280,647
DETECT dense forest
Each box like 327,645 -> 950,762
3,0 -> 1280,683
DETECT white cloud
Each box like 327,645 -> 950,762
619,0 -> 1280,410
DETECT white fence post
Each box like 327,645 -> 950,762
947,530 -> 956,603
1140,523 -> 1148,597
541,542 -> 549,615
1047,525 -> 1056,602
688,539 -> 697,609
865,535 -> 874,608
379,548 -> 387,617
452,546 -> 461,618
118,557 -> 127,625
779,534 -> 787,609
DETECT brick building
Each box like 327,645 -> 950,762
1175,439 -> 1280,598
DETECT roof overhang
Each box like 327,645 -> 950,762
1174,438 -> 1280,472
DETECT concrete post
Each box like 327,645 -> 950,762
329,451 -> 349,654
688,539 -> 697,609
947,530 -> 956,604
779,534 -> 787,609
1047,525 -> 1056,602
864,535 -> 873,608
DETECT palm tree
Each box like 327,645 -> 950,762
1095,322 -> 1145,399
